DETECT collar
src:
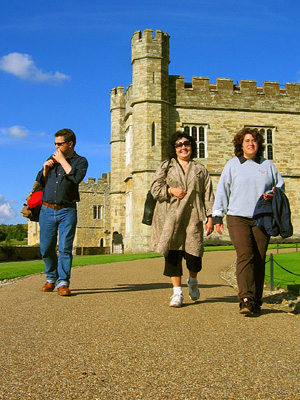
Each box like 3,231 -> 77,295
66,151 -> 76,160
238,155 -> 261,164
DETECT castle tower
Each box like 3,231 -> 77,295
128,29 -> 170,252
110,86 -> 126,238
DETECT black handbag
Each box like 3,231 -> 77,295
142,190 -> 157,226
142,161 -> 170,226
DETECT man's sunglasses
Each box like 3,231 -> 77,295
54,141 -> 67,146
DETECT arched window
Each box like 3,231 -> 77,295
267,145 -> 273,159
151,122 -> 155,146
184,126 -> 190,135
199,127 -> 204,142
267,129 -> 272,144
199,143 -> 205,159
191,126 -> 197,140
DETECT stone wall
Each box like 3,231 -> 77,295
75,175 -> 111,248
0,246 -> 41,261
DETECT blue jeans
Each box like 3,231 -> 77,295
39,205 -> 77,288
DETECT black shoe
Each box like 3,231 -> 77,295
253,302 -> 262,314
253,305 -> 261,314
239,298 -> 254,314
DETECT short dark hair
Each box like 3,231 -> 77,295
233,127 -> 265,157
54,128 -> 76,146
167,131 -> 197,160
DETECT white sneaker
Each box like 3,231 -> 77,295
187,278 -> 200,301
169,293 -> 184,307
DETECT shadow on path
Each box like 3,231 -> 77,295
70,282 -> 231,296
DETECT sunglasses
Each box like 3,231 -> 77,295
175,140 -> 191,148
54,141 -> 67,146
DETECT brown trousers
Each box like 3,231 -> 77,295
227,215 -> 270,305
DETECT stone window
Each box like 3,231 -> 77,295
260,128 -> 274,160
125,126 -> 133,166
183,124 -> 208,158
125,191 -> 133,234
93,205 -> 103,220
151,122 -> 156,146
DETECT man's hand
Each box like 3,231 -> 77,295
43,159 -> 56,177
52,148 -> 72,174
53,148 -> 66,164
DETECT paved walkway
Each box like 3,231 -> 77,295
0,251 -> 299,400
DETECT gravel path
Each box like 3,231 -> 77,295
0,250 -> 299,400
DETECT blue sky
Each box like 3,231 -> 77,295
1,0 -> 299,224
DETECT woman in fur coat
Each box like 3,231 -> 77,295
151,132 -> 214,307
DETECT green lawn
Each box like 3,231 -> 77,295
264,252 -> 300,290
1,247 -> 299,292
0,253 -> 162,281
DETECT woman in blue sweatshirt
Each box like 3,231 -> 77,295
213,128 -> 284,314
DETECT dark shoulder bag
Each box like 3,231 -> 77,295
142,161 -> 170,226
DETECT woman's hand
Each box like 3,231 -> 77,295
263,187 -> 275,201
215,224 -> 224,235
170,187 -> 187,199
205,217 -> 213,236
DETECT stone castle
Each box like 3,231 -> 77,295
28,29 -> 300,252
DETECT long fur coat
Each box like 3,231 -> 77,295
150,158 -> 214,257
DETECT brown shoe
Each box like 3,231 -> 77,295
42,282 -> 55,292
57,285 -> 71,296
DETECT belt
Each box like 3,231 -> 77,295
42,201 -> 70,210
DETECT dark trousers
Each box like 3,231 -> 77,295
227,215 -> 269,305
164,250 -> 202,277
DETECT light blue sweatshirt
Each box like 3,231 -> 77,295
213,156 -> 284,219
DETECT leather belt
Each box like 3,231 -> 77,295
42,201 -> 69,210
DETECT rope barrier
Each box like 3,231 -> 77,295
272,258 -> 300,277
265,255 -> 300,277
266,250 -> 300,292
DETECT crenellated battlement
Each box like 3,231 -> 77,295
79,175 -> 109,192
131,29 -> 169,64
125,84 -> 133,116
171,76 -> 300,112
110,86 -> 125,111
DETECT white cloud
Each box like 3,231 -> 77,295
0,126 -> 47,142
0,52 -> 70,84
7,125 -> 29,139
0,195 -> 17,223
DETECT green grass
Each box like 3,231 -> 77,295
0,253 -> 162,281
1,246 -> 299,291
203,243 -> 299,252
264,252 -> 300,290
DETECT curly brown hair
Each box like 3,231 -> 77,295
167,131 -> 197,160
233,127 -> 265,157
